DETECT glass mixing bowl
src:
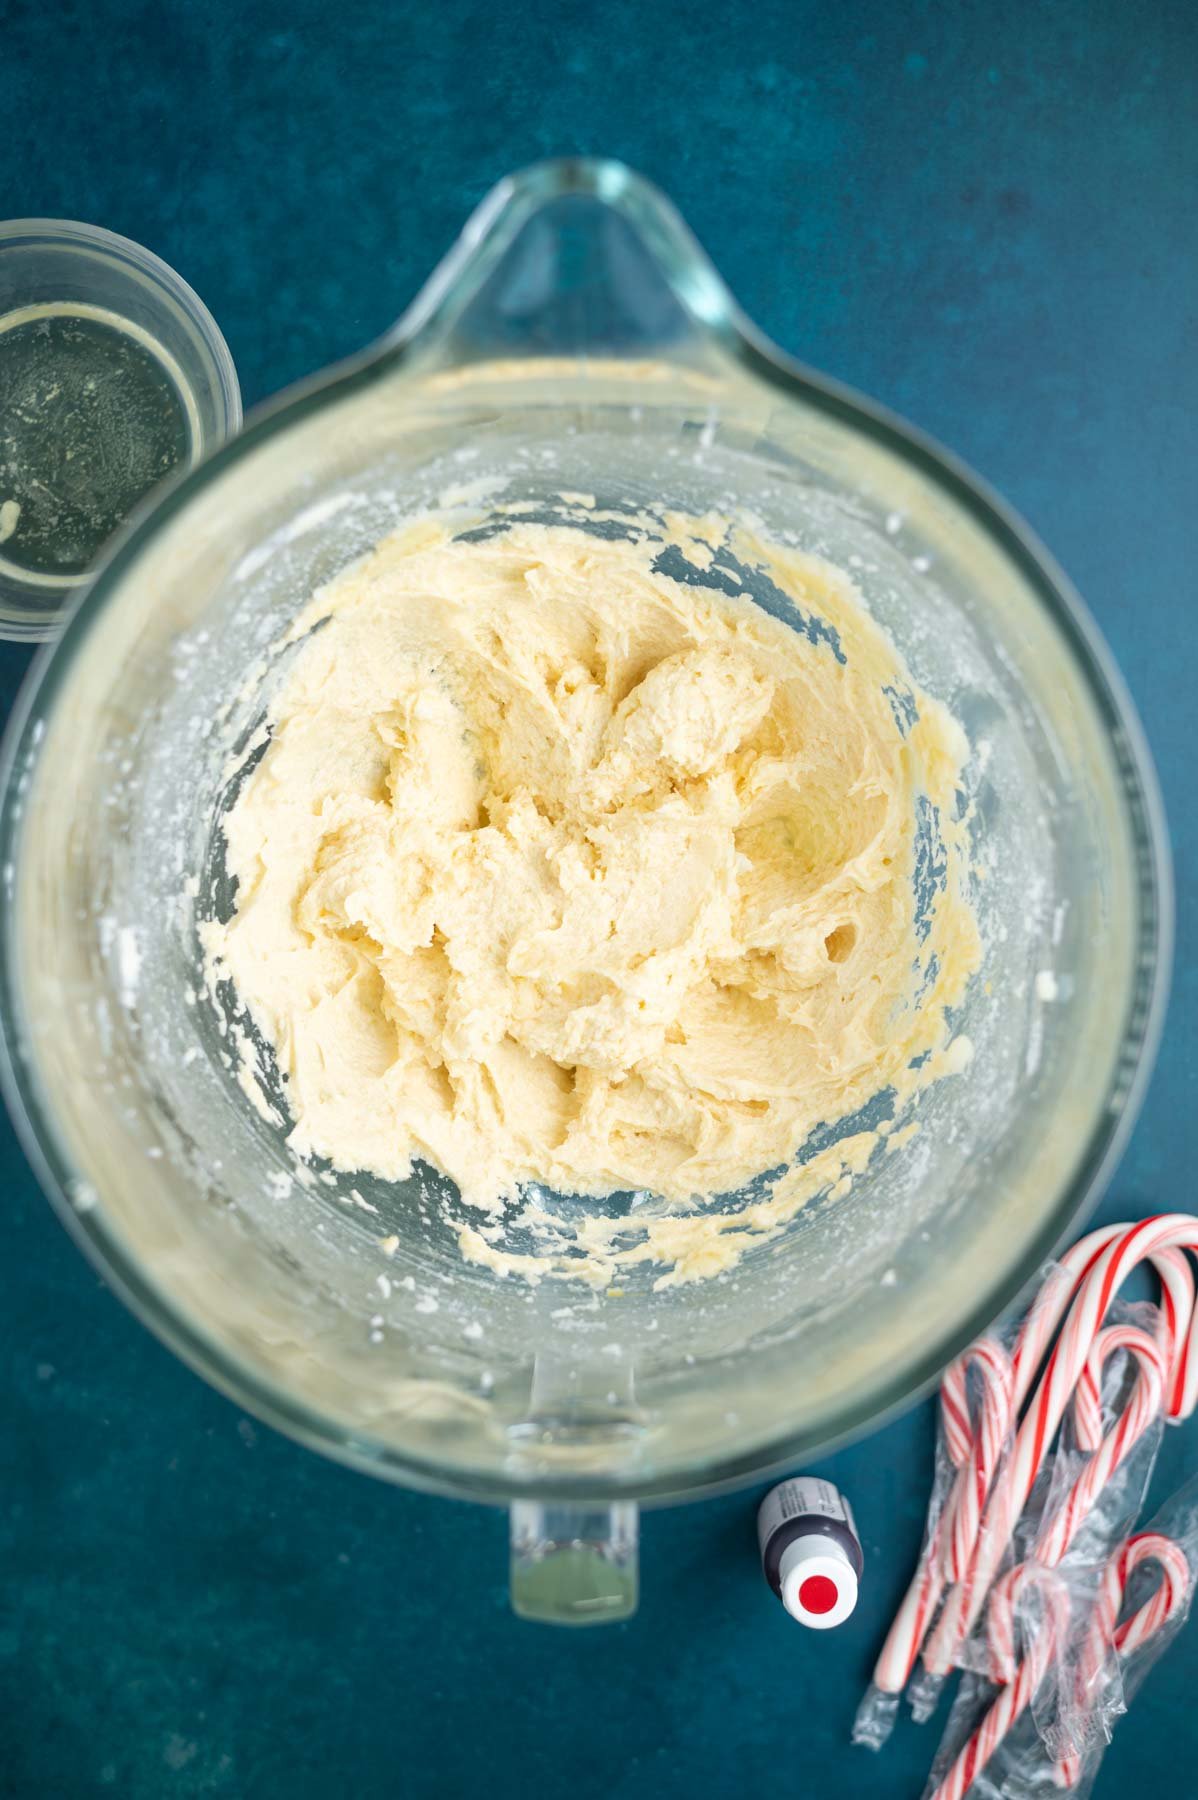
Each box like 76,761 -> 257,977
0,161 -> 1170,1622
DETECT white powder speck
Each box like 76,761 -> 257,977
463,1321 -> 484,1340
378,1235 -> 399,1257
415,1293 -> 439,1314
884,511 -> 904,535
71,1180 -> 98,1213
116,927 -> 140,1001
1035,969 -> 1059,1002
376,1274 -> 392,1299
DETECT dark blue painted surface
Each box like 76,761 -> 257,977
1,2 -> 1195,1794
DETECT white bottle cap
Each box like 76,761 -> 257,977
777,1532 -> 858,1629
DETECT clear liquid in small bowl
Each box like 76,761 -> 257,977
0,302 -> 195,585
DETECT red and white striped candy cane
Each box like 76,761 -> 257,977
1013,1231 -> 1195,1423
1055,1532 -> 1192,1788
1072,1251 -> 1193,1445
1035,1220 -> 1198,1455
1154,1247 -> 1198,1420
929,1325 -> 1162,1690
925,1313 -> 1165,1677
1034,1325 -> 1165,1567
1013,1224 -> 1198,1562
870,1336 -> 1016,1694
1008,1225 -> 1126,1406
939,1338 -> 1017,1583
1110,1535 -> 1192,1654
929,1563 -> 1070,1800
942,1230 -> 1189,1651
870,1220 -> 1198,1707
929,1218 -> 1198,1668
871,1237 -> 1118,1695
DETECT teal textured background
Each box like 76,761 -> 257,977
1,1 -> 1195,1795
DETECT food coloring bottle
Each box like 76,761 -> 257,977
757,1476 -> 863,1628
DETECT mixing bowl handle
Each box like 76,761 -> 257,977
509,1499 -> 639,1626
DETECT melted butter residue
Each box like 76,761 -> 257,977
203,505 -> 981,1289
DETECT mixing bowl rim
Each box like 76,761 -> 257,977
0,158 -> 1174,1505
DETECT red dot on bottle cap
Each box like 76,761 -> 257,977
798,1574 -> 839,1615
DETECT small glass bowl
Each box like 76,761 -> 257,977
0,219 -> 241,641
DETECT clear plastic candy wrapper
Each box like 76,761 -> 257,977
920,1475 -> 1197,1800
853,1311 -> 1025,1750
854,1226 -> 1198,1800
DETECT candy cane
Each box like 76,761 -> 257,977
929,1563 -> 1070,1800
1072,1250 -> 1193,1444
869,1220 -> 1198,1711
1008,1225 -> 1126,1405
1036,1220 -> 1198,1454
1111,1536 -> 1192,1654
1055,1533 -> 1192,1788
924,1323 -> 1160,1680
870,1242 -> 1116,1698
939,1339 -> 1017,1583
1034,1325 -> 1165,1567
1014,1231 -> 1195,1424
871,1337 -> 1015,1694
930,1219 -> 1198,1668
1153,1247 -> 1198,1420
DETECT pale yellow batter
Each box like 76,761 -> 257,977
204,510 -> 981,1285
